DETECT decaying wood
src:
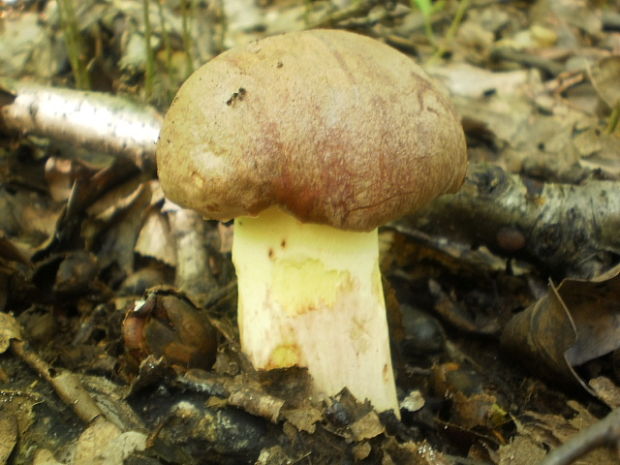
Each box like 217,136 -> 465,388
401,163 -> 620,278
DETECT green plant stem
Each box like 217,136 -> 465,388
303,0 -> 313,26
57,0 -> 90,89
181,0 -> 194,77
605,105 -> 620,134
429,0 -> 469,63
211,0 -> 227,53
411,0 -> 436,45
157,0 -> 172,71
142,0 -> 155,100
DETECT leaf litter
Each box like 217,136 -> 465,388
1,0 -> 620,464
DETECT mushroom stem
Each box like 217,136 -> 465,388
232,206 -> 398,414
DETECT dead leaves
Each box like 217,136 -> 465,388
502,264 -> 620,398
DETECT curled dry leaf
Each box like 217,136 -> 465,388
134,209 -> 176,267
501,263 -> 620,396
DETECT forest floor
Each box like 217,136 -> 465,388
1,1 -> 620,464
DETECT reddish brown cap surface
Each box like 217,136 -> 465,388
157,29 -> 467,231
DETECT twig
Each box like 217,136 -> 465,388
539,409 -> 620,465
491,47 -> 564,76
11,340 -> 103,423
0,312 -> 103,423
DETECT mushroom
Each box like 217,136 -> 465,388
156,29 -> 467,414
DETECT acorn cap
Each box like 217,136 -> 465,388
156,29 -> 467,231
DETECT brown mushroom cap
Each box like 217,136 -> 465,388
157,29 -> 467,231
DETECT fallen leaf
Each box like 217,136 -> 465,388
502,263 -> 620,396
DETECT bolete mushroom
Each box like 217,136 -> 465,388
156,29 -> 467,414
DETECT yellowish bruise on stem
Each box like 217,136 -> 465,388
233,206 -> 398,414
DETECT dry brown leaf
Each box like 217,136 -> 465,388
501,264 -> 620,396
0,312 -> 23,353
281,406 -> 322,433
32,449 -> 64,465
498,435 -> 546,465
73,417 -> 146,465
349,410 -> 385,441
589,377 -> 620,409
134,210 -> 176,266
0,412 -> 18,465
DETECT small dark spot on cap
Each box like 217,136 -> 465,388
226,87 -> 247,106
280,239 -> 286,248
276,60 -> 283,68
268,248 -> 274,259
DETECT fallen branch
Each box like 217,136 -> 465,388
401,163 -> 620,278
0,79 -> 162,171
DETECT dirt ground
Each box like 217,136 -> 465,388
1,1 -> 620,464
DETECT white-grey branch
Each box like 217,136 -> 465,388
0,79 -> 162,171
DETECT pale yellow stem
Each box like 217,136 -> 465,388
232,206 -> 398,414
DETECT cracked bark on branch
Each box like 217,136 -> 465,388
400,164 -> 620,278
